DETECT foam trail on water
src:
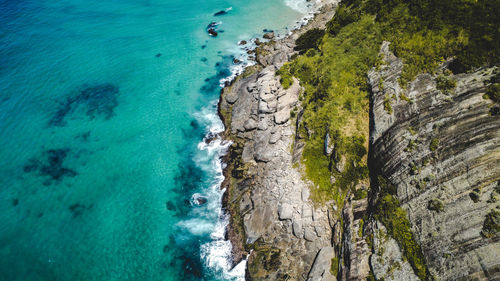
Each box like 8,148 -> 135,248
284,0 -> 311,13
192,102 -> 245,280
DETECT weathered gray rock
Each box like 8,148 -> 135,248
293,220 -> 304,238
274,108 -> 290,124
263,31 -> 275,40
225,92 -> 239,104
278,203 -> 293,220
308,247 -> 337,281
218,3 -> 340,280
304,227 -> 317,241
367,42 -> 500,280
254,146 -> 273,162
244,205 -> 274,244
371,222 -> 419,281
269,132 -> 281,144
243,118 -> 258,131
302,204 -> 313,219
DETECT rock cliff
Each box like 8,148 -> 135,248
362,41 -> 500,280
219,6 -> 499,281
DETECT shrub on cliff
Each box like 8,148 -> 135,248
294,28 -> 325,53
375,177 -> 428,280
436,75 -> 456,94
481,209 -> 500,238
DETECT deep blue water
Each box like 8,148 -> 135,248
0,0 -> 308,280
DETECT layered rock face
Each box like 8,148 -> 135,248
365,41 -> 500,280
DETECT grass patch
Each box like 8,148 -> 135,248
330,257 -> 339,276
358,218 -> 365,237
435,75 -> 456,94
353,188 -> 368,200
429,138 -> 439,152
375,176 -> 428,280
400,92 -> 412,103
276,63 -> 294,89
295,28 -> 325,53
290,16 -> 378,204
384,94 -> 393,114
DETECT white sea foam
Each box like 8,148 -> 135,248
200,217 -> 247,280
189,100 -> 245,280
284,0 -> 312,13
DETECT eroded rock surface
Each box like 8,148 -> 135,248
218,3 -> 339,280
365,41 -> 500,280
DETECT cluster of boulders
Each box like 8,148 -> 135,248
220,61 -> 339,279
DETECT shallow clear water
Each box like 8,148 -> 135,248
0,0 -> 309,280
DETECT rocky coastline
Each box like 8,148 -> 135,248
216,1 -> 500,280
217,2 -> 339,280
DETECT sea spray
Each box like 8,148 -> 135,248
191,102 -> 245,280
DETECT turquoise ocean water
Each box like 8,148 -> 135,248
0,0 -> 312,280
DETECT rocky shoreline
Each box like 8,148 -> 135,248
217,2 -> 339,280
216,1 -> 500,280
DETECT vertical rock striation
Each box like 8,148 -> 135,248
365,41 -> 500,280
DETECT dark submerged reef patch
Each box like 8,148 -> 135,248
172,119 -> 207,217
68,203 -> 93,218
200,56 -> 233,94
75,131 -> 91,142
23,149 -> 77,184
49,83 -> 119,126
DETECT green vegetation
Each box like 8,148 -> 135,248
435,75 -> 456,94
280,0 -> 498,208
375,176 -> 428,280
481,209 -> 500,238
428,199 -> 444,212
400,93 -> 412,103
429,138 -> 439,152
326,0 -> 499,84
280,15 -> 379,204
247,242 -> 282,278
486,82 -> 500,103
387,261 -> 402,277
295,28 -> 325,53
330,257 -> 339,276
484,72 -> 500,115
408,126 -> 417,135
384,94 -> 393,114
276,63 -> 293,89
353,188 -> 368,200
405,139 -> 418,152
358,218 -> 365,237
